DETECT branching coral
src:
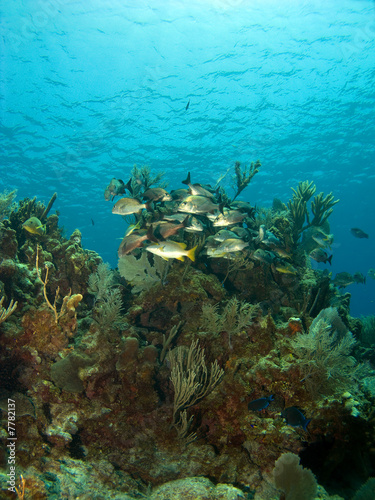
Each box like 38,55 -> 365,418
287,180 -> 339,240
0,295 -> 17,325
232,160 -> 261,201
35,245 -> 82,324
310,191 -> 339,227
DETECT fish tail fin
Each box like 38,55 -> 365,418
125,177 -> 133,195
182,215 -> 190,227
303,419 -> 311,431
327,254 -> 333,265
145,201 -> 154,212
182,172 -> 191,186
147,224 -> 159,243
187,245 -> 198,262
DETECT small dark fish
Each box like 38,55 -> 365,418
351,227 -> 369,239
353,271 -> 366,285
258,225 -> 280,246
252,248 -> 276,265
152,216 -> 189,240
118,226 -> 157,257
91,218 -> 95,226
309,248 -> 332,265
170,188 -> 189,201
333,271 -> 355,289
248,395 -> 274,411
282,407 -> 310,430
274,262 -> 297,275
185,99 -> 190,110
142,188 -> 171,202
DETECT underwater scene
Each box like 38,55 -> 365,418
1,0 -> 375,499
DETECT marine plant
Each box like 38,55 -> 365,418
273,452 -> 317,500
359,315 -> 375,346
118,252 -> 168,294
92,287 -> 124,332
289,307 -> 358,397
0,189 -> 17,221
130,164 -> 167,199
353,477 -> 375,500
87,262 -> 116,302
168,339 -> 224,440
200,297 -> 259,346
222,252 -> 254,284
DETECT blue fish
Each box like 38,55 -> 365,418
282,407 -> 311,430
248,395 -> 274,411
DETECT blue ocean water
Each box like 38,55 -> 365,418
1,0 -> 374,317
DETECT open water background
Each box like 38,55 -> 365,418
1,0 -> 374,316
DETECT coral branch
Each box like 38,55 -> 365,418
310,191 -> 340,227
15,474 -> 26,500
232,160 -> 261,201
35,245 -> 82,324
160,321 -> 182,363
287,180 -> 339,239
0,296 -> 17,325
40,192 -> 57,220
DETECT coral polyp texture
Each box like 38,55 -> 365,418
0,169 -> 373,500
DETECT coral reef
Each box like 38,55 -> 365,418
0,170 -> 374,499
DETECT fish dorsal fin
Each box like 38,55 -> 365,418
174,241 -> 187,249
